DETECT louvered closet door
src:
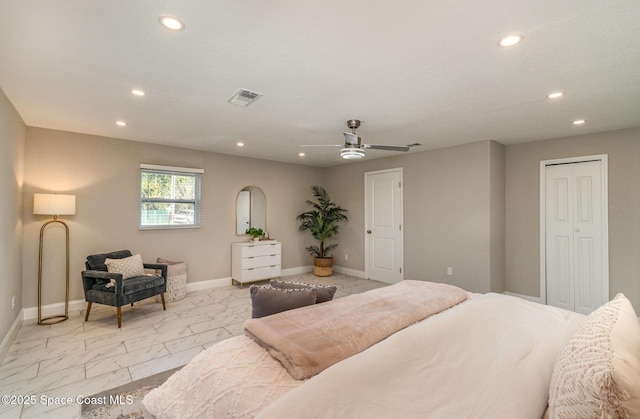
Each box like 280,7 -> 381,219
545,160 -> 606,315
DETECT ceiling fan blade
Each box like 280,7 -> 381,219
363,144 -> 410,152
300,144 -> 343,147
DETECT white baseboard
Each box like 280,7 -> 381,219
333,266 -> 366,279
186,277 -> 231,291
0,311 -> 23,363
281,265 -> 313,276
503,291 -> 543,304
23,299 -> 86,321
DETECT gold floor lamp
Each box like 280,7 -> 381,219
34,193 -> 76,325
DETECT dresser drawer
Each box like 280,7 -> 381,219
239,265 -> 281,282
241,243 -> 281,258
232,241 -> 282,286
240,254 -> 280,269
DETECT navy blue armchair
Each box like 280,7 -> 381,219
81,250 -> 167,328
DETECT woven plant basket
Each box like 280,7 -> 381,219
313,256 -> 333,277
156,273 -> 187,303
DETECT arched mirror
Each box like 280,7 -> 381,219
236,186 -> 266,235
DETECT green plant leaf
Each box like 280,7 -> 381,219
297,185 -> 348,258
245,227 -> 264,238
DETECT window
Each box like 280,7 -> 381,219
140,164 -> 203,229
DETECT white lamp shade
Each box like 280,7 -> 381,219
33,194 -> 76,215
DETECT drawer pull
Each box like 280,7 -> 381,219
248,268 -> 254,270
270,265 -> 276,267
270,254 -> 276,256
248,257 -> 254,259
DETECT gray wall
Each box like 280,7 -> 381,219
22,128 -> 323,308
5,114 -> 640,342
0,88 -> 25,344
505,127 -> 640,309
324,140 -> 505,294
490,141 -> 505,293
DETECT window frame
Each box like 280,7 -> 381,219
139,163 -> 204,230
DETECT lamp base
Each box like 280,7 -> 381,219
38,314 -> 69,325
37,217 -> 70,326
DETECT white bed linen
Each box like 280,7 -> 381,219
257,293 -> 585,419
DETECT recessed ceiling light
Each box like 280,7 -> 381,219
547,91 -> 565,99
499,34 -> 523,47
237,142 -> 245,147
298,152 -> 305,157
573,119 -> 586,125
116,121 -> 127,126
131,89 -> 145,96
159,16 -> 185,31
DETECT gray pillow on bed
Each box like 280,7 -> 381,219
250,285 -> 318,318
270,279 -> 337,303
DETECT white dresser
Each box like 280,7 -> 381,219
231,241 -> 281,286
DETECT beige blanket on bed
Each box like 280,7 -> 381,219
243,280 -> 468,380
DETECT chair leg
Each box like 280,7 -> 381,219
84,302 -> 92,322
131,303 -> 134,307
161,293 -> 166,310
117,306 -> 122,328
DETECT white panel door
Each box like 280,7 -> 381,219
545,165 -> 574,311
365,168 -> 403,284
545,160 -> 606,314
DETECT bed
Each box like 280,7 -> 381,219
143,280 -> 640,418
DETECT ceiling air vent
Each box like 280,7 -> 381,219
227,88 -> 263,107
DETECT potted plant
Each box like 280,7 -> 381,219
245,227 -> 264,242
297,185 -> 348,276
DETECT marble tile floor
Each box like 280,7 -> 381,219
0,273 -> 386,419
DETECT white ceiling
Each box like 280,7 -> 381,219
1,1 -> 639,167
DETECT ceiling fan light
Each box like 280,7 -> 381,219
340,147 -> 365,159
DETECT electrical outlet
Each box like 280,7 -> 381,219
447,267 -> 453,276
344,254 -> 349,261
11,296 -> 15,310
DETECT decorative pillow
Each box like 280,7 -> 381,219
104,254 -> 145,280
548,294 -> 640,418
157,257 -> 187,277
250,285 -> 317,318
269,279 -> 337,303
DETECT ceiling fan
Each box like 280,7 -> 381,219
303,119 -> 411,160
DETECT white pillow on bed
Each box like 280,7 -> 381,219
548,293 -> 640,418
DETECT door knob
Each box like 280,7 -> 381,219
367,230 -> 372,234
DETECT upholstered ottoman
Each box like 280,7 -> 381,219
155,258 -> 187,302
